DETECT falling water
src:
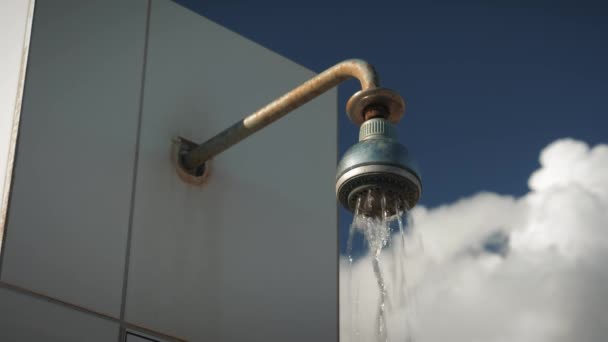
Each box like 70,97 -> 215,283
345,192 -> 417,342
394,200 -> 411,307
346,197 -> 362,341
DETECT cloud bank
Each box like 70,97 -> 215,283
341,138 -> 608,342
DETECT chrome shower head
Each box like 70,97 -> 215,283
336,118 -> 422,218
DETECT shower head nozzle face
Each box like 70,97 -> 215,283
335,118 -> 422,218
336,165 -> 421,218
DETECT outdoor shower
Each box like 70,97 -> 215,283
174,59 -> 422,217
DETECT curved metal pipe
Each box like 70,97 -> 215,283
180,59 -> 380,171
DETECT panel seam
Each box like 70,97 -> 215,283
119,0 -> 152,330
0,281 -> 186,342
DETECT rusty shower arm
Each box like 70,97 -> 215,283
179,59 -> 380,171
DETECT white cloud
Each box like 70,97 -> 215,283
341,138 -> 608,342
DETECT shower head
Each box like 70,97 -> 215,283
172,59 -> 421,218
336,118 -> 421,218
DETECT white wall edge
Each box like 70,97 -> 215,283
0,0 -> 35,248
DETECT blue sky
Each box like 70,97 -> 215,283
0,2 -> 606,341
175,0 -> 608,254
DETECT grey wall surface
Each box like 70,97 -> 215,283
1,1 -> 338,341
127,332 -> 167,342
0,0 -> 147,317
0,287 -> 119,342
123,2 -> 337,341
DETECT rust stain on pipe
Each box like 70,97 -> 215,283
182,59 -> 379,171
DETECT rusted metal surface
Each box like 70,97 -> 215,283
363,103 -> 390,121
180,59 -> 381,172
172,137 -> 211,185
345,87 -> 405,126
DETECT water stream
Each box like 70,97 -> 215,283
345,192 -> 417,342
346,197 -> 362,341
